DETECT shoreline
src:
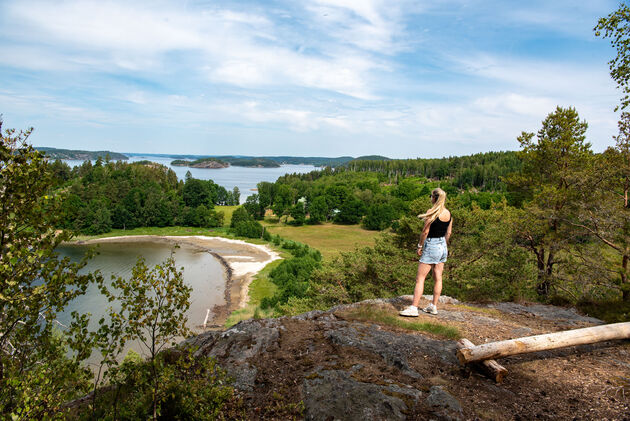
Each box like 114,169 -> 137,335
75,235 -> 281,328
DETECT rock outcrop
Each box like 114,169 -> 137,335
183,297 -> 630,420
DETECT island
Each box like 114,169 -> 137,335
171,158 -> 229,168
171,157 -> 280,168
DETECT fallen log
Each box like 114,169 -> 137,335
457,339 -> 508,383
457,322 -> 630,365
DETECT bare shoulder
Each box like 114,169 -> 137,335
438,208 -> 451,222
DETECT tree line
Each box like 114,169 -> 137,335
51,159 -> 239,234
1,123 -> 233,418
253,106 -> 629,322
3,2 -> 630,417
240,151 -> 514,232
345,150 -> 522,191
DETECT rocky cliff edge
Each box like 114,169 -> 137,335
184,296 -> 629,420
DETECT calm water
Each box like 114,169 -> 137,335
63,155 -> 317,203
57,241 -> 227,332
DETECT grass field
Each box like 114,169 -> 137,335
216,205 -> 239,227
72,206 -> 239,241
72,226 -> 232,241
262,221 -> 382,260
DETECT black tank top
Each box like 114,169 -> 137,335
427,216 -> 451,238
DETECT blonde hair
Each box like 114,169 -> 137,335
418,188 -> 447,224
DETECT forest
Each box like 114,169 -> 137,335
2,2 -> 630,418
2,104 -> 629,419
239,106 -> 630,323
49,158 -> 239,234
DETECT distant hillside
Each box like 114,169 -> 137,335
131,154 -> 390,168
350,155 -> 391,162
260,156 -> 356,167
199,156 -> 356,167
171,157 -> 280,168
227,157 -> 280,168
36,147 -> 128,161
171,158 -> 229,169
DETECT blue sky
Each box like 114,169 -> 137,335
0,0 -> 623,158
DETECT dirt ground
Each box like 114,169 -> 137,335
215,298 -> 630,420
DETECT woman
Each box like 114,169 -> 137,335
399,188 -> 452,316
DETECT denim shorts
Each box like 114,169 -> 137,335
419,237 -> 448,264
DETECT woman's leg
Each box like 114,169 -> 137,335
432,263 -> 444,306
412,263 -> 433,307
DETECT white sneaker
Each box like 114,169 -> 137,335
399,305 -> 419,317
422,303 -> 438,315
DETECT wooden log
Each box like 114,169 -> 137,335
457,339 -> 508,383
457,322 -> 630,364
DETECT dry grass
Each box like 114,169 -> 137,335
342,305 -> 461,340
451,304 -> 503,316
261,222 -> 381,260
215,205 -> 239,227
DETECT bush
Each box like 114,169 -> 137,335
260,242 -> 322,310
289,203 -> 306,226
362,203 -> 396,230
81,349 -> 232,420
233,220 -> 263,238
307,196 -> 328,224
334,199 -> 366,224
230,206 -> 252,228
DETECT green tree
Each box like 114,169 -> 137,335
566,112 -> 630,301
243,194 -> 265,220
182,178 -> 211,208
362,203 -> 396,230
272,184 -> 295,221
595,3 -> 630,110
230,206 -> 252,228
507,106 -> 592,297
232,186 -> 240,205
233,220 -> 264,238
97,254 -> 192,420
0,121 -> 98,419
334,198 -> 366,224
289,203 -> 306,226
307,196 -> 328,224
256,181 -> 275,211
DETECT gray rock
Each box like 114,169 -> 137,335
487,302 -> 603,325
303,369 -> 420,421
325,322 -> 458,378
181,330 -> 221,357
510,327 -> 533,337
436,311 -> 501,326
426,385 -> 462,412
195,318 -> 281,391
291,309 -> 326,321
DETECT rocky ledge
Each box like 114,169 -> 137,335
184,297 -> 629,420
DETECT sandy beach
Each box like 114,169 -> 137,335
77,235 -> 281,327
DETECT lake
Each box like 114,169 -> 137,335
56,240 -> 227,334
63,155 -> 317,203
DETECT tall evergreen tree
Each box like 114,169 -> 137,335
507,106 -> 592,297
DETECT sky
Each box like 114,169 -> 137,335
0,0 -> 624,158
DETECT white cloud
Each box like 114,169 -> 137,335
3,0 -> 382,99
306,0 -> 410,54
0,0 -> 621,157
473,93 -> 556,117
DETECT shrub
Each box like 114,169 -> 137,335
233,220 -> 263,238
362,203 -> 396,230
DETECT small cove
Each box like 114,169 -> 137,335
56,240 -> 228,335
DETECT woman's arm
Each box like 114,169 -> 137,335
445,218 -> 453,244
417,220 -> 431,255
